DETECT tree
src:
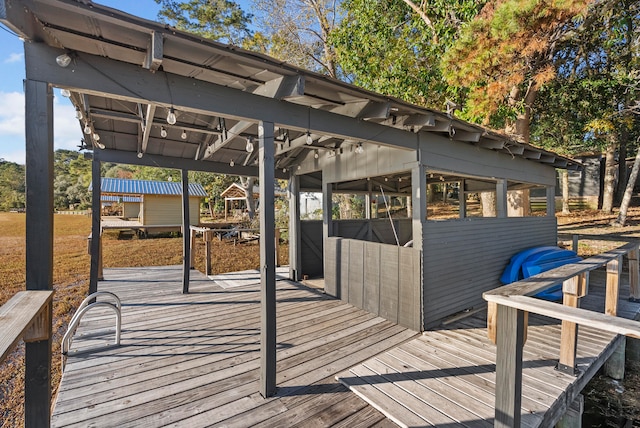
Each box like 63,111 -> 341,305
252,0 -> 341,77
0,160 -> 25,210
531,0 -> 640,213
154,0 -> 253,45
331,0 -> 482,107
442,0 -> 592,142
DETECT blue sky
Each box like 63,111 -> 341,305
0,0 -> 253,164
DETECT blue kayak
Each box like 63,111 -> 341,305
500,246 -> 559,284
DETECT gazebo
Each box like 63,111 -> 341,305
2,0 -> 581,424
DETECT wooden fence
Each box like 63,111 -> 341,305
483,241 -> 640,427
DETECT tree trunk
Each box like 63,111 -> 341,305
241,176 -> 256,220
612,147 -> 640,227
561,170 -> 570,214
504,84 -> 537,144
615,128 -> 629,205
601,143 -> 617,214
480,192 -> 497,217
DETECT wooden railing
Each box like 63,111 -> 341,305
0,290 -> 54,427
483,241 -> 640,428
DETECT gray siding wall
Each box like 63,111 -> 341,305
325,237 -> 422,331
300,220 -> 323,277
333,218 -> 412,245
423,216 -> 557,328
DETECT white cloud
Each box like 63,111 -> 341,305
4,52 -> 23,64
0,91 -> 85,164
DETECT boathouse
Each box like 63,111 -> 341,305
3,1 -> 640,427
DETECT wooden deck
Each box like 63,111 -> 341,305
52,266 -> 640,427
52,266 -> 417,427
337,268 -> 640,428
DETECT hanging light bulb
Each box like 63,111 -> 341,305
60,89 -> 71,98
83,122 -> 91,135
355,143 -> 364,154
137,152 -> 144,159
181,130 -> 187,139
56,53 -> 72,68
93,133 -> 100,142
282,168 -> 287,173
314,150 -> 319,159
95,142 -> 106,150
230,159 -> 235,167
166,107 -> 177,125
160,126 -> 167,138
245,137 -> 254,152
75,108 -> 83,120
305,131 -> 313,145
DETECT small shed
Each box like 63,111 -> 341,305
220,182 -> 255,219
98,178 -> 207,226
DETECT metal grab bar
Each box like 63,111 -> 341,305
62,292 -> 121,370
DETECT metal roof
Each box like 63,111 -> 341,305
2,0 -> 580,184
101,195 -> 142,203
94,178 -> 207,197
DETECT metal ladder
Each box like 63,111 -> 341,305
62,291 -> 121,370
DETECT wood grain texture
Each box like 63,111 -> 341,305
52,266 -> 418,427
0,291 -> 53,361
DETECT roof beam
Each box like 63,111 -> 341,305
356,101 -> 391,120
143,31 -> 163,72
404,113 -> 436,130
452,129 -> 482,143
92,149 -> 288,179
139,104 -> 156,155
253,75 -> 305,99
539,154 -> 556,164
523,150 -> 542,160
478,139 -> 505,150
502,144 -> 525,155
201,120 -> 253,160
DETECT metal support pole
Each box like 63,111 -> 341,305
288,173 -> 301,280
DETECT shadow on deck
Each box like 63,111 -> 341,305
52,266 -> 640,427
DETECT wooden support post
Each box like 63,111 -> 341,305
556,394 -> 584,428
259,121 -> 277,398
189,228 -> 197,269
275,228 -> 280,267
605,256 -> 622,316
604,338 -> 626,380
459,179 -> 466,218
488,302 -> 528,345
496,179 -> 508,218
546,185 -> 556,217
495,304 -> 525,428
89,156 -> 102,294
181,169 -> 190,294
558,274 -> 587,375
411,163 -> 426,251
24,78 -> 54,428
572,235 -> 579,254
204,231 -> 212,276
288,173 -> 301,281
628,248 -> 640,302
98,233 -> 104,281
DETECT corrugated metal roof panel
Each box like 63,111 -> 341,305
93,178 -> 207,197
101,195 -> 141,203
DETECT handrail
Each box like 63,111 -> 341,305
0,290 -> 54,363
61,292 -> 121,369
483,239 -> 640,427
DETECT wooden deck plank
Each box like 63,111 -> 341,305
52,265 -> 640,428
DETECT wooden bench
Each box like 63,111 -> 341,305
0,290 -> 54,363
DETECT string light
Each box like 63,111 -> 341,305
160,126 -> 167,138
166,107 -> 177,125
56,53 -> 71,68
314,150 -> 319,159
83,122 -> 91,135
355,143 -> 364,154
181,130 -> 187,139
75,108 -> 83,120
137,152 -> 143,159
92,133 -> 100,142
245,137 -> 254,152
305,131 -> 313,145
60,89 -> 71,98
230,159 -> 234,167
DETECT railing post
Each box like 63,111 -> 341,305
558,273 -> 587,375
204,230 -> 212,276
628,248 -> 640,302
495,304 -> 526,428
190,228 -> 197,269
488,302 -> 528,345
606,256 -> 622,316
